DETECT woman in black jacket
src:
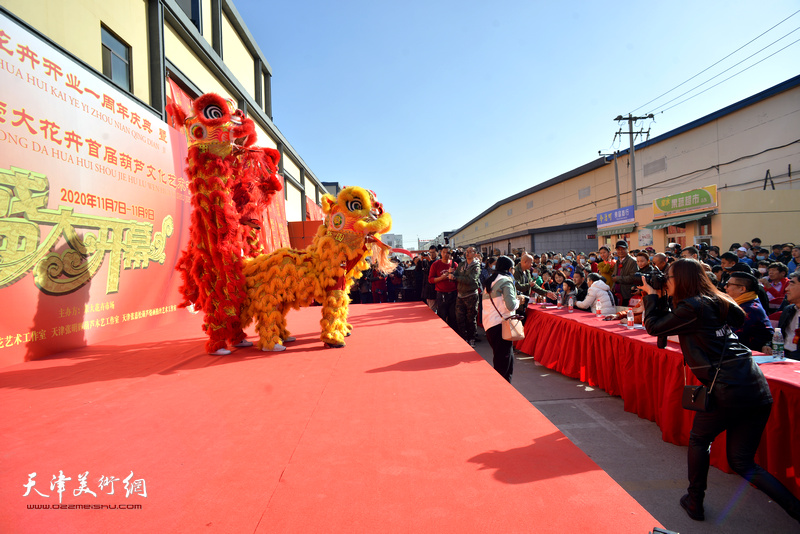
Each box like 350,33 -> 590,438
641,258 -> 800,523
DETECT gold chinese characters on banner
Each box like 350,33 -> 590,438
0,166 -> 173,295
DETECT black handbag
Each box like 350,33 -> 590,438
682,383 -> 712,412
682,335 -> 729,412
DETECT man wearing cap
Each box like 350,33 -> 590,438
611,239 -> 638,306
736,246 -> 755,268
725,272 -> 774,353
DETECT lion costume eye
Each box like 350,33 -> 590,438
345,200 -> 363,212
203,104 -> 225,120
190,123 -> 207,140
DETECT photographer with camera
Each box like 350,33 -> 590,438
640,258 -> 800,524
605,255 -> 666,324
481,256 -> 529,382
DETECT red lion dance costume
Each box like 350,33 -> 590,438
167,93 -> 282,354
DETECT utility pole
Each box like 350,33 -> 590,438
614,114 -> 653,209
599,150 -> 621,209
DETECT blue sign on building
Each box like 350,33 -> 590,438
597,205 -> 635,228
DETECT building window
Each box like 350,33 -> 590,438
526,200 -> 533,209
507,209 -> 512,216
698,216 -> 712,236
175,0 -> 201,30
665,223 -> 687,248
578,186 -> 591,199
101,26 -> 131,92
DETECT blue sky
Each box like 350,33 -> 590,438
233,0 -> 800,249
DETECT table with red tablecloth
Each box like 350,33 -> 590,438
515,305 -> 800,498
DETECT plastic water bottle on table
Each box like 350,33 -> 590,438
772,329 -> 785,360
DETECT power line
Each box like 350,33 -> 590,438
655,36 -> 800,114
629,9 -> 800,115
648,25 -> 800,114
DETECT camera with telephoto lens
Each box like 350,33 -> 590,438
634,269 -> 668,290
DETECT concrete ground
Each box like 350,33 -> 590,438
471,329 -> 800,534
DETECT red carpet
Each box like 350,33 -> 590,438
0,303 -> 661,533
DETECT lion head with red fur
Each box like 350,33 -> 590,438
167,93 -> 256,149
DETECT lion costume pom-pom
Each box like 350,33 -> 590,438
241,186 -> 394,351
167,93 -> 282,354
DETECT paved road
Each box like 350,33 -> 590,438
471,329 -> 800,533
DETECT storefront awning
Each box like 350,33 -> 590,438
645,210 -> 715,230
597,224 -> 636,237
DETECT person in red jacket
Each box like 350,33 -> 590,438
429,246 -> 459,330
761,262 -> 790,313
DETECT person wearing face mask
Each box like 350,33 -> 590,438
753,247 -> 769,263
552,253 -> 563,271
530,266 -> 543,286
778,244 -> 794,266
561,253 -> 576,278
587,252 -> 599,273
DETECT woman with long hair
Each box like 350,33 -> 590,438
641,258 -> 800,523
481,256 -> 526,382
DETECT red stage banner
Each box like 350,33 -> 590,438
305,195 -> 323,221
0,11 -> 193,367
166,77 -> 194,130
261,175 -> 290,252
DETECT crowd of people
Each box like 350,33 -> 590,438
361,239 -> 798,360
349,238 -> 800,524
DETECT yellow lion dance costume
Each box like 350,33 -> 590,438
241,186 -> 394,351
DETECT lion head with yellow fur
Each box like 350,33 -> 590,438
320,186 -> 394,274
